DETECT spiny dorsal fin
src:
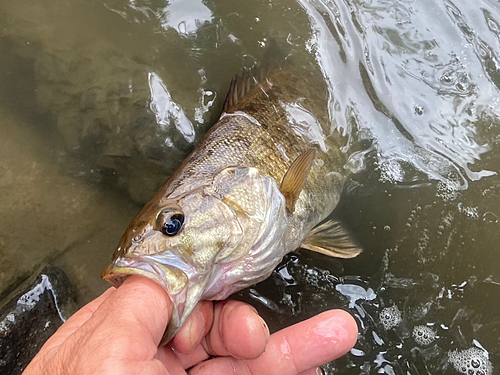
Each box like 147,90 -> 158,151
301,219 -> 363,259
223,71 -> 263,113
280,147 -> 316,213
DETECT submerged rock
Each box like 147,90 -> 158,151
0,265 -> 76,375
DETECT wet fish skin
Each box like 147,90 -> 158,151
102,67 -> 354,344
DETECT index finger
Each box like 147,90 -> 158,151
189,309 -> 358,375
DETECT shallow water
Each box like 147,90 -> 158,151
0,0 -> 499,373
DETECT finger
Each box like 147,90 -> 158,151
128,359 -> 171,375
297,368 -> 322,375
154,345 -> 191,375
169,344 -> 210,370
170,301 -> 214,355
168,300 -> 270,371
38,287 -> 116,350
63,275 -> 173,364
26,277 -> 173,373
189,309 -> 358,375
203,300 -> 269,360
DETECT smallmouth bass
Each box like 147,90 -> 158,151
102,67 -> 362,344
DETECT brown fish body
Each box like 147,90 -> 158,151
152,68 -> 345,249
102,67 -> 360,343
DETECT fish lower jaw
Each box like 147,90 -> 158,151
102,273 -> 130,288
101,261 -> 166,291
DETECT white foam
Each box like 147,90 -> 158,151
379,305 -> 402,330
412,325 -> 437,346
448,347 -> 493,375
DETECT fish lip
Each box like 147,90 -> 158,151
101,264 -> 130,288
101,258 -> 167,290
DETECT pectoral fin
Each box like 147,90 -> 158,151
301,220 -> 362,259
280,148 -> 316,213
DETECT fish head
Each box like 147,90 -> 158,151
102,166 -> 288,344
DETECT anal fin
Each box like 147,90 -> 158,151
301,220 -> 362,259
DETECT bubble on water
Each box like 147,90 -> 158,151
448,347 -> 493,375
414,105 -> 424,115
482,211 -> 499,224
412,325 -> 437,346
227,34 -> 242,45
379,305 -> 402,330
436,179 -> 459,201
378,160 -> 405,183
458,203 -> 479,219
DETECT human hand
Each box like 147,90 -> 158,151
23,276 -> 357,375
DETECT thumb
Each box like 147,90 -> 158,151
24,276 -> 174,375
91,275 -> 173,346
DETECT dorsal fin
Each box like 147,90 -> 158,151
223,69 -> 265,113
223,41 -> 289,113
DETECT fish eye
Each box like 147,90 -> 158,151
157,208 -> 185,237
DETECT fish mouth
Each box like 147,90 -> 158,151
101,256 -> 190,296
101,258 -> 168,290
101,256 -> 192,345
101,268 -> 130,288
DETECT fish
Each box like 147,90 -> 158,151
101,65 -> 362,344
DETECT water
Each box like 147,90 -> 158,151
0,0 -> 499,373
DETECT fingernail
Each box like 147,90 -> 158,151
189,311 -> 205,348
258,315 -> 270,342
316,367 -> 324,375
